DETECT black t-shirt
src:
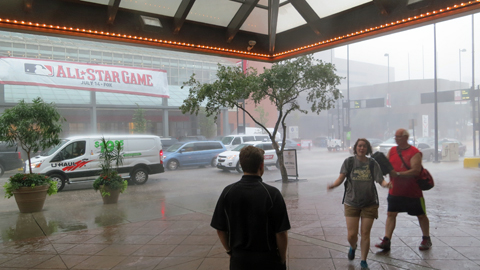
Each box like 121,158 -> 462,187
211,175 -> 291,252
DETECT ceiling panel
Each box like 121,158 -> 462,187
187,0 -> 241,27
0,0 -> 478,62
307,0 -> 372,18
240,7 -> 268,35
119,0 -> 181,17
277,3 -> 306,33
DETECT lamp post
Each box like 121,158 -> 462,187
459,48 -> 466,87
384,53 -> 390,83
384,53 -> 390,130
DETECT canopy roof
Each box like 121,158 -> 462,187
0,0 -> 479,62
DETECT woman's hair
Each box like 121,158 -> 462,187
353,138 -> 373,156
239,145 -> 265,173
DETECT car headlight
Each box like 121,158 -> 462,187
226,155 -> 237,160
30,162 -> 42,168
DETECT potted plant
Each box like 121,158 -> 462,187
0,97 -> 63,213
92,137 -> 127,204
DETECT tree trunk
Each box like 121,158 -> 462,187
276,150 -> 289,183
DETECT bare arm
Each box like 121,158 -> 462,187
276,231 -> 288,264
397,152 -> 422,177
216,230 -> 230,255
327,173 -> 346,190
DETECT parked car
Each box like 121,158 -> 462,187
327,138 -> 342,151
378,137 -> 416,155
0,141 -> 23,176
417,142 -> 435,162
164,141 -> 226,170
349,138 -> 383,154
160,137 -> 178,149
313,136 -> 328,147
216,141 -> 278,173
178,135 -> 207,142
221,134 -> 270,150
284,139 -> 302,151
438,138 -> 467,157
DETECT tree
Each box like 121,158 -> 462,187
181,55 -> 342,182
132,103 -> 151,134
198,108 -> 217,139
0,97 -> 64,174
254,105 -> 269,127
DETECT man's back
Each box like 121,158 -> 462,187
211,175 -> 290,252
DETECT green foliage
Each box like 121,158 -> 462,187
3,173 -> 58,199
0,97 -> 64,174
254,105 -> 269,127
198,108 -> 217,138
132,103 -> 151,134
92,137 -> 127,197
180,55 -> 342,182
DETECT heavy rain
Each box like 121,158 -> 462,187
0,2 -> 479,269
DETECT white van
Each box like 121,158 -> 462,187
221,134 -> 270,150
26,135 -> 164,191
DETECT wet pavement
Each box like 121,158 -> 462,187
0,147 -> 479,269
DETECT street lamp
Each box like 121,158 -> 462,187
384,53 -> 389,83
459,48 -> 466,86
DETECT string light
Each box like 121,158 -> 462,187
0,1 -> 476,60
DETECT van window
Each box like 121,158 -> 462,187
262,143 -> 274,150
232,137 -> 241,145
254,135 -> 268,142
182,143 -> 195,152
167,143 -> 183,152
243,136 -> 255,142
222,136 -> 234,145
40,139 -> 69,156
208,142 -> 223,149
52,141 -> 86,161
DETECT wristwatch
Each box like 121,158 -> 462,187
396,172 -> 400,176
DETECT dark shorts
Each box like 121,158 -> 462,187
230,250 -> 286,270
344,204 -> 379,219
387,195 -> 426,216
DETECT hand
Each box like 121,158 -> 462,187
389,170 -> 397,179
327,183 -> 335,191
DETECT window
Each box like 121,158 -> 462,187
182,143 -> 195,152
243,136 -> 255,142
232,137 -> 241,145
262,143 -> 273,150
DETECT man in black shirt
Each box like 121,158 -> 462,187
211,145 -> 290,270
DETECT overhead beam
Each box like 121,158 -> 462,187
289,0 -> 321,36
268,0 -> 279,53
173,0 -> 196,35
226,0 -> 259,43
107,0 -> 121,25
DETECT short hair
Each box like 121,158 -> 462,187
397,128 -> 409,138
353,138 -> 373,156
239,145 -> 265,173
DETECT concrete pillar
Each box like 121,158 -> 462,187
162,98 -> 169,137
90,91 -> 97,134
222,108 -> 230,135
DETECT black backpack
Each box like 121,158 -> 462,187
342,156 -> 376,204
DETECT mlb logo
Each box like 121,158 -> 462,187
24,63 -> 54,76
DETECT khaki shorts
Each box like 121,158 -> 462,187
344,204 -> 379,219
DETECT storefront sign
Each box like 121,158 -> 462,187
0,57 -> 169,98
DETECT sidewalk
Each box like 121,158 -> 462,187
0,158 -> 479,269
